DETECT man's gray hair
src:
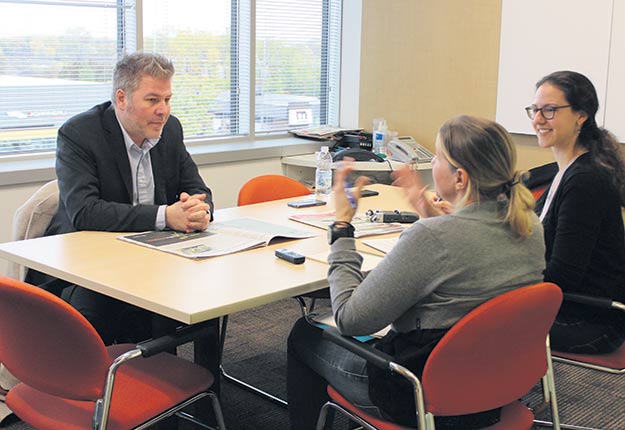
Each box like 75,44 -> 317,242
111,52 -> 175,104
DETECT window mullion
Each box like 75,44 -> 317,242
248,0 -> 256,136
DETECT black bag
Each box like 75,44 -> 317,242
367,328 -> 501,429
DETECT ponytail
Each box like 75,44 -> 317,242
501,171 -> 536,239
439,115 -> 536,239
581,121 -> 625,205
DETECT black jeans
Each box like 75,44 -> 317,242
551,311 -> 625,354
27,269 -> 176,345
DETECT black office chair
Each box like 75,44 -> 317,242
525,162 -> 558,201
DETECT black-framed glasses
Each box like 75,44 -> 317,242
524,104 -> 571,120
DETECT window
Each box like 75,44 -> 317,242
0,0 -> 342,155
0,0 -> 135,154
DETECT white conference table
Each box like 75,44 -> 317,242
0,183 -> 412,326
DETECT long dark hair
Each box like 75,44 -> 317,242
536,71 -> 625,205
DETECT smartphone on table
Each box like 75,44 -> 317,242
287,198 -> 327,208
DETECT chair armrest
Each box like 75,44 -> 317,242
322,326 -> 394,370
563,293 -> 621,310
98,321 -> 217,429
137,321 -> 213,358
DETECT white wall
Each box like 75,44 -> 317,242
0,156 -> 285,276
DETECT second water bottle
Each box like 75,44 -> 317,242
315,146 -> 333,201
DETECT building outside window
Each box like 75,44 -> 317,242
0,0 -> 342,155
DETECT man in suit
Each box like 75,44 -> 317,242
26,52 -> 213,344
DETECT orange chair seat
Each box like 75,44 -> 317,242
7,344 -> 213,430
327,375 -> 534,430
237,174 -> 311,206
327,385 -> 411,430
553,342 -> 625,370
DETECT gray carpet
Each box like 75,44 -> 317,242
1,298 -> 624,430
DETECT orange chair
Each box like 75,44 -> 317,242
0,275 -> 226,430
219,175 -> 316,406
315,283 -> 563,430
237,174 -> 312,206
239,174 -> 325,317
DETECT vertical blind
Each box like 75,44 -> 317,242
144,0 -> 341,138
143,0 -> 243,138
254,0 -> 341,134
0,0 -> 341,154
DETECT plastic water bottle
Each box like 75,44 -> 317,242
315,146 -> 333,201
373,118 -> 388,156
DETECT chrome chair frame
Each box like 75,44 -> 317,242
218,296 -> 320,407
536,294 -> 625,430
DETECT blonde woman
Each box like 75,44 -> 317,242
287,115 -> 545,429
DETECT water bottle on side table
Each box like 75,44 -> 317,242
315,146 -> 333,201
373,117 -> 388,157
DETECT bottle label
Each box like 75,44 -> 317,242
374,131 -> 387,155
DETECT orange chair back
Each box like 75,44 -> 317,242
0,276 -> 110,401
237,174 -> 311,206
421,282 -> 562,416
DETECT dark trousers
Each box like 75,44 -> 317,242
63,285 -> 180,345
551,311 -> 625,354
287,337 -> 332,430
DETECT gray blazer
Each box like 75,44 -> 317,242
46,101 -> 213,235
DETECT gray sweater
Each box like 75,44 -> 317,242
328,200 -> 546,336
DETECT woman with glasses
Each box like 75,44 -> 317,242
527,70 -> 625,354
287,115 -> 545,429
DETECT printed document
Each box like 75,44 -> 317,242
118,218 -> 317,259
